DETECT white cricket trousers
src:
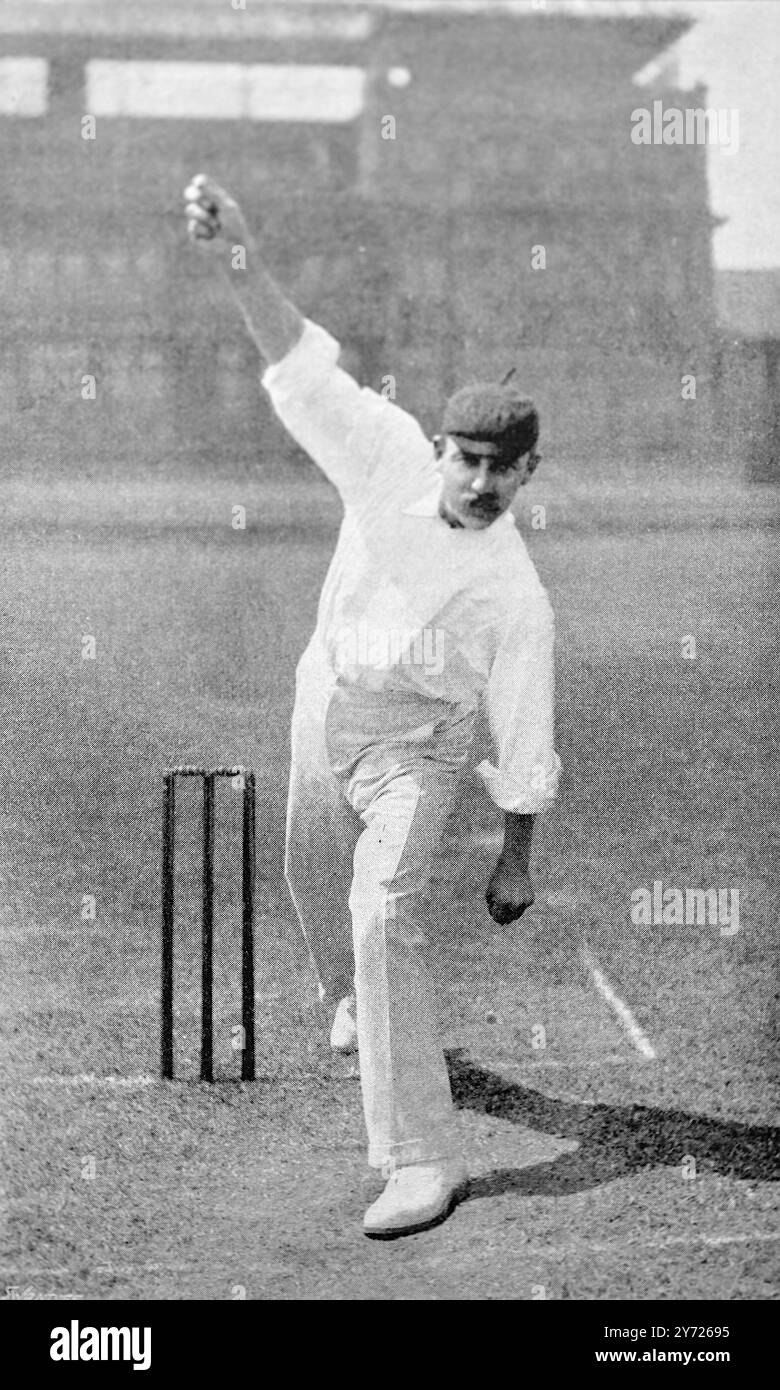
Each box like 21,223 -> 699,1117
285,640 -> 476,1169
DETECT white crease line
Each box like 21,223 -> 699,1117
26,1074 -> 159,1088
14,1072 -> 351,1088
497,1057 -> 652,1069
520,1231 -> 780,1257
582,943 -> 657,1060
3,1232 -> 779,1280
14,1055 -> 654,1088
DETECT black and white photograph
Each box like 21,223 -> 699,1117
2,0 -> 778,1324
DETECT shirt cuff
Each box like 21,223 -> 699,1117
261,318 -> 341,401
475,753 -> 562,814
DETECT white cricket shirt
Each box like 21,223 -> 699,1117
262,318 -> 561,814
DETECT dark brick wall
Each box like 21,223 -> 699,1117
360,12 -> 716,472
1,8 -> 732,482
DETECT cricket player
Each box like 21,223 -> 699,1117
184,175 -> 561,1238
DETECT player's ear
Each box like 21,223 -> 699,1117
516,450 -> 540,486
432,433 -> 445,460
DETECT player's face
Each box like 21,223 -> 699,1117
434,434 -> 533,530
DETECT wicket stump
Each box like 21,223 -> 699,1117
160,766 -> 256,1081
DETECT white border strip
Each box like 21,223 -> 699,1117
85,60 -> 366,122
0,57 -> 48,116
352,1 -> 693,11
0,4 -> 374,40
0,0 -> 698,37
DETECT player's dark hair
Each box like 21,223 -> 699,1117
443,382 -> 539,458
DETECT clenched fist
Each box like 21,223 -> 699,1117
485,857 -> 535,925
183,173 -> 250,249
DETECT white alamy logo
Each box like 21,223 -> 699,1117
631,102 -> 739,155
335,621 -> 445,676
631,881 -> 740,936
50,1321 -> 151,1371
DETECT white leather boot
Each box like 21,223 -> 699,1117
363,1159 -> 468,1238
329,994 -> 358,1054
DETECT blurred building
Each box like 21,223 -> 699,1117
0,0 -> 775,482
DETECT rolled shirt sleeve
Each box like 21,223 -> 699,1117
475,601 -> 562,814
261,317 -> 423,507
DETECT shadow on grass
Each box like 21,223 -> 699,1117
446,1050 -> 780,1200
